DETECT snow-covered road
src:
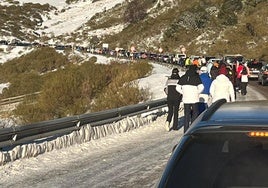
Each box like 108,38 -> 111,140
0,115 -> 181,188
0,84 -> 266,188
0,62 -> 266,187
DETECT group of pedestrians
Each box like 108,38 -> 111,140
164,65 -> 204,133
164,60 -> 249,133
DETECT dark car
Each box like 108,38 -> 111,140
157,99 -> 268,188
159,54 -> 172,63
0,40 -> 8,45
258,64 -> 268,86
54,45 -> 65,50
224,54 -> 244,65
148,53 -> 158,61
205,56 -> 216,62
247,61 -> 263,79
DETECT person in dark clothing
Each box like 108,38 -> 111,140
230,63 -> 238,99
240,64 -> 250,95
164,68 -> 182,131
176,65 -> 204,133
210,62 -> 219,80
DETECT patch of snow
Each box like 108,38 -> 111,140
138,63 -> 172,100
0,83 -> 10,94
34,0 -> 125,37
87,24 -> 126,38
0,46 -> 34,64
15,0 -> 67,8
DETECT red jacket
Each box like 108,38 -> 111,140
236,64 -> 244,78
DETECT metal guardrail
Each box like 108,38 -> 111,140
0,98 -> 167,149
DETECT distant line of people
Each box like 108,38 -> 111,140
164,59 -> 250,133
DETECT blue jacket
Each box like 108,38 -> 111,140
200,73 -> 212,95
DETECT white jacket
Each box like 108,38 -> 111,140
176,84 -> 204,104
210,74 -> 235,103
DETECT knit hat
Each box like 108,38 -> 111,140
200,66 -> 207,73
218,65 -> 227,75
188,65 -> 197,71
172,68 -> 179,74
185,65 -> 198,76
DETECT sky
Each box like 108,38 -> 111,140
0,1 -> 267,187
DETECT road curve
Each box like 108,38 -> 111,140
0,83 -> 266,188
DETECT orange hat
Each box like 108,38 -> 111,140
213,62 -> 219,68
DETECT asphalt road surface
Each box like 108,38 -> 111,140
248,79 -> 268,99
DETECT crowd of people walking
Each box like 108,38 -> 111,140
164,57 -> 250,133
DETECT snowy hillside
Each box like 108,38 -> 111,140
17,0 -> 67,7
1,0 -> 125,39
1,0 -> 267,59
35,0 -> 125,37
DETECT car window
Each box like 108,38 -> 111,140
166,133 -> 268,188
224,55 -> 244,63
247,62 -> 263,69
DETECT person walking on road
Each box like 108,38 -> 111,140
235,61 -> 244,92
240,63 -> 250,95
164,68 -> 182,131
209,62 -> 219,80
176,65 -> 204,133
198,66 -> 212,114
210,69 -> 235,103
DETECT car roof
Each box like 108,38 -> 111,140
224,54 -> 243,57
208,58 -> 222,62
209,100 -> 268,121
188,99 -> 268,133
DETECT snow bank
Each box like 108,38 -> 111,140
17,0 -> 67,8
0,112 -> 164,165
0,46 -> 34,64
0,83 -> 10,94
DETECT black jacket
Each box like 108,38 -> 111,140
178,65 -> 202,86
165,74 -> 182,100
